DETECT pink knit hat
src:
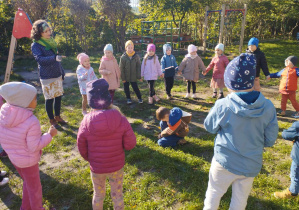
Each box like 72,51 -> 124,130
77,53 -> 89,65
147,44 -> 156,52
188,44 -> 197,53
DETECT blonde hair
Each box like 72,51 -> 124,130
143,53 -> 156,66
125,40 -> 134,49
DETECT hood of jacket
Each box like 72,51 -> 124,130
225,92 -> 268,118
163,44 -> 172,55
0,103 -> 33,128
84,109 -> 122,135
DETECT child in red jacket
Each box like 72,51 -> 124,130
268,56 -> 299,117
77,79 -> 136,209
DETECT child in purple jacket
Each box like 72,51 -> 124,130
141,44 -> 163,104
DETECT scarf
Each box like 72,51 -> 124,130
126,51 -> 135,57
148,55 -> 154,60
35,37 -> 58,53
101,55 -> 114,62
186,54 -> 198,59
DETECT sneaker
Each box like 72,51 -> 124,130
185,93 -> 190,98
218,93 -> 224,99
191,93 -> 196,98
138,98 -> 143,104
0,171 -> 7,176
148,97 -> 153,104
153,95 -> 160,102
177,139 -> 188,145
274,188 -> 297,199
127,99 -> 132,104
292,112 -> 299,118
167,95 -> 171,100
0,177 -> 9,186
0,151 -> 8,158
212,92 -> 217,98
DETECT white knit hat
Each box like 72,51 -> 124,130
0,82 -> 37,108
188,44 -> 197,53
215,43 -> 224,52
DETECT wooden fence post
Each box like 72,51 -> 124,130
219,4 -> 226,44
203,6 -> 209,54
4,35 -> 17,83
239,4 -> 247,54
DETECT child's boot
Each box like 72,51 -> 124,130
218,92 -> 224,99
50,119 -> 59,129
185,93 -> 190,98
274,188 -> 297,199
153,95 -> 160,102
191,93 -> 197,98
54,116 -> 67,125
148,97 -> 153,104
212,92 -> 217,98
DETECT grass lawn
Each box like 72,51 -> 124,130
0,40 -> 299,209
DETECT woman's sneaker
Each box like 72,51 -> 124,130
127,99 -> 132,104
138,98 -> 143,104
185,93 -> 190,98
0,177 -> 9,186
0,171 -> 7,176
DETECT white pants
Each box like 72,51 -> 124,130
203,158 -> 254,210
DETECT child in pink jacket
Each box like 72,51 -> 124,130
77,79 -> 136,209
99,44 -> 121,103
0,82 -> 57,210
203,43 -> 229,99
141,44 -> 162,104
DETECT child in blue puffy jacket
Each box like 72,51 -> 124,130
160,44 -> 178,99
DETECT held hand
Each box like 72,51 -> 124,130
202,71 -> 206,76
178,72 -> 182,76
139,79 -> 143,82
122,80 -> 126,83
61,56 -> 66,58
161,73 -> 164,78
48,125 -> 57,137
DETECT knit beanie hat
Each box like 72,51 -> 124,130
77,53 -> 89,65
0,82 -> 37,108
215,43 -> 224,52
224,53 -> 256,90
248,37 -> 259,47
125,40 -> 134,49
169,107 -> 182,126
188,44 -> 197,54
286,56 -> 298,66
104,44 -> 113,53
86,79 -> 111,110
147,44 -> 156,52
163,44 -> 172,54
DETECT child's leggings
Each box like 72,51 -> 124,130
164,76 -> 174,96
109,90 -> 115,103
203,158 -> 254,210
14,163 -> 44,210
123,82 -> 142,100
82,94 -> 87,111
281,92 -> 299,111
147,80 -> 156,97
90,168 -> 124,210
45,96 -> 62,119
187,80 -> 196,93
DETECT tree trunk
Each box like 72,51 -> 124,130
288,20 -> 299,40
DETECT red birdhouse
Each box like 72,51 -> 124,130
12,8 -> 32,39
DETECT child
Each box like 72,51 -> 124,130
203,43 -> 229,99
246,37 -> 270,91
119,40 -> 143,104
76,53 -> 98,116
178,44 -> 206,98
99,44 -> 121,103
161,44 -> 179,99
77,79 -> 136,209
156,107 -> 191,147
0,95 -> 8,186
141,44 -> 162,104
274,121 -> 299,199
268,56 -> 299,117
203,53 -> 278,210
0,82 -> 57,209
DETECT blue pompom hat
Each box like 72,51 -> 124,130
86,79 -> 112,109
224,53 -> 256,90
248,37 -> 259,47
169,107 -> 182,126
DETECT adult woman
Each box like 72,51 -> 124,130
31,20 -> 67,128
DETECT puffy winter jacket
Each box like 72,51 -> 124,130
31,42 -> 65,79
270,66 -> 299,92
178,56 -> 206,82
246,48 -> 269,77
0,104 -> 52,168
119,53 -> 141,82
99,57 -> 121,90
77,109 -> 136,174
141,56 -> 162,80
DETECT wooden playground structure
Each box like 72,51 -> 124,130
203,4 -> 247,54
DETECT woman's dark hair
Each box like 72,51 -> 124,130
30,20 -> 49,41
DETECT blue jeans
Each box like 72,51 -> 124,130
157,135 -> 181,147
289,161 -> 299,195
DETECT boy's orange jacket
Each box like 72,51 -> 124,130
270,66 -> 299,92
